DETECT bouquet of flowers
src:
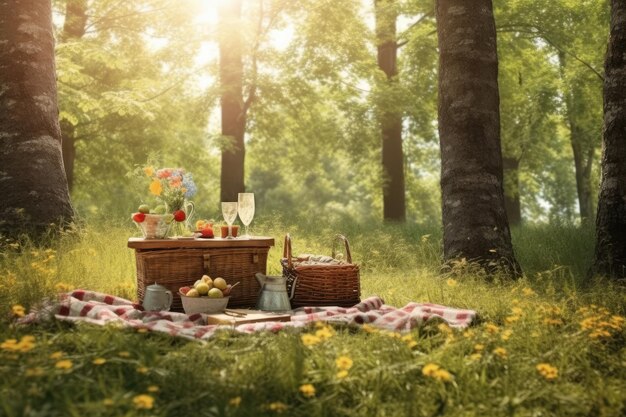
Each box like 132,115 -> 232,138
144,167 -> 197,212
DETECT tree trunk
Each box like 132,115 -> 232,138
503,156 -> 522,226
60,0 -> 88,192
218,0 -> 246,202
591,0 -> 626,279
376,0 -> 406,222
559,52 -> 596,223
436,0 -> 520,276
0,0 -> 74,237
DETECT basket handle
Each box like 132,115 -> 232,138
332,234 -> 353,264
283,233 -> 293,268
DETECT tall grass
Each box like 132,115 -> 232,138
0,219 -> 624,416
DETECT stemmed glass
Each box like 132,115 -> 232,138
221,202 -> 238,239
237,193 -> 255,239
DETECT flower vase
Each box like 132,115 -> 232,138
169,200 -> 195,237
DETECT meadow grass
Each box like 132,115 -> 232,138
0,219 -> 624,416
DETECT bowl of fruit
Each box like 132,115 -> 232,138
178,275 -> 236,315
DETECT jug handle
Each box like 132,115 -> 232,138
166,290 -> 173,309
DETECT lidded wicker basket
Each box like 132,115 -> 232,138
281,234 -> 360,308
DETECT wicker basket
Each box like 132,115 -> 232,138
281,234 -> 360,308
134,246 -> 269,311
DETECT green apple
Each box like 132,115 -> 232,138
196,282 -> 210,295
213,277 -> 227,290
138,204 -> 150,214
208,288 -> 223,298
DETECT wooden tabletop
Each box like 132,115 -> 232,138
127,236 -> 275,249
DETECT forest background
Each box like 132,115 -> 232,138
54,0 -> 607,227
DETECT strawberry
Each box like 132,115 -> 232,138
173,210 -> 186,222
132,212 -> 146,223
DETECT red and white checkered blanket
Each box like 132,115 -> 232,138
20,290 -> 477,341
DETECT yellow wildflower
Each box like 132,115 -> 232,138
315,326 -> 334,340
301,334 -> 321,346
536,363 -> 558,380
422,363 -> 453,382
511,307 -> 523,316
469,353 -> 482,361
422,363 -> 440,377
485,323 -> 499,334
402,334 -> 418,349
149,179 -> 162,196
522,287 -> 536,297
335,356 -> 353,371
117,351 -> 131,358
505,315 -> 520,324
25,367 -> 45,377
144,166 -> 154,177
147,385 -> 159,393
362,324 -> 379,333
133,394 -> 154,410
299,383 -> 316,398
268,401 -> 288,413
55,360 -> 73,370
136,366 -> 149,374
92,358 -> 106,365
463,329 -> 475,338
434,369 -> 453,382
1,336 -> 35,353
501,329 -> 513,341
336,370 -> 349,379
590,329 -> 611,339
11,305 -> 25,318
474,343 -> 485,351
50,351 -> 64,359
446,278 -> 458,287
493,347 -> 507,359
229,396 -> 241,407
543,318 -> 563,326
137,328 -> 148,334
55,282 -> 74,293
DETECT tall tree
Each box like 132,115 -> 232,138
218,0 -> 246,202
375,0 -> 406,221
0,0 -> 74,236
436,0 -> 520,275
60,0 -> 87,192
591,0 -> 626,279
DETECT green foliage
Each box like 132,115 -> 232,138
1,220 -> 625,416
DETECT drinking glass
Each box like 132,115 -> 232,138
221,202 -> 238,239
237,193 -> 255,238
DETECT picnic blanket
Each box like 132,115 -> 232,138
19,290 -> 477,341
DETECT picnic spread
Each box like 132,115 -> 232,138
19,290 -> 477,341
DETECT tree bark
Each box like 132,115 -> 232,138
436,0 -> 520,276
503,156 -> 521,226
60,0 -> 87,192
219,0 -> 246,202
0,0 -> 74,237
591,0 -> 626,279
376,0 -> 406,222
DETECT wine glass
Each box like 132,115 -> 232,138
237,193 -> 255,239
221,202 -> 238,239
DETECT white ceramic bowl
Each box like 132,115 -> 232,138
179,294 -> 229,315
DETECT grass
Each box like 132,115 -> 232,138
0,218 -> 625,416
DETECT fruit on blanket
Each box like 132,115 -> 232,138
213,277 -> 227,290
208,288 -> 223,298
132,212 -> 146,223
138,204 -> 150,214
195,282 -> 210,295
186,288 -> 199,297
173,210 -> 186,222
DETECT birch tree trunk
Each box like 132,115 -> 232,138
219,0 -> 246,202
591,0 -> 626,279
436,0 -> 520,276
376,0 -> 406,222
0,0 -> 74,237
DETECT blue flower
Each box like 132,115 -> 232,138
182,174 -> 197,198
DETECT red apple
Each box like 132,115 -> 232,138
173,210 -> 186,222
132,212 -> 146,223
201,226 -> 214,238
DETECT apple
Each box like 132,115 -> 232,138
195,282 -> 210,295
200,226 -> 214,238
138,204 -> 150,214
186,288 -> 199,297
173,210 -> 186,222
132,212 -> 146,223
208,288 -> 223,298
201,275 -> 213,286
213,277 -> 227,290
